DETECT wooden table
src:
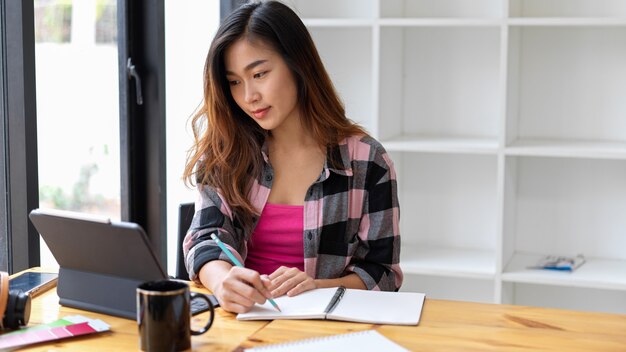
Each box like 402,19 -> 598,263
9,269 -> 626,351
240,301 -> 626,351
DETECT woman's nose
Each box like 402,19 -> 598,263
244,83 -> 260,103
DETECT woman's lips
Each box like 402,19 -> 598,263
251,107 -> 270,119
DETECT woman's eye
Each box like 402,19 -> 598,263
228,79 -> 240,86
253,71 -> 267,79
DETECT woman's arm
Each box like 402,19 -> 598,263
314,273 -> 366,290
199,260 -> 274,313
184,185 -> 275,313
183,184 -> 244,282
345,139 -> 403,291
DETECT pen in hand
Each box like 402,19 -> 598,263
210,233 -> 282,312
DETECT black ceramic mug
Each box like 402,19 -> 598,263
137,280 -> 214,352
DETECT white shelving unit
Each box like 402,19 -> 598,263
281,0 -> 626,314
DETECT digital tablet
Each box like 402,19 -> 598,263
28,208 -> 215,319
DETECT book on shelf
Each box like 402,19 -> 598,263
527,254 -> 586,272
237,287 -> 426,326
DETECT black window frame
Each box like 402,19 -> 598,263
118,0 -> 167,267
0,1 -> 39,273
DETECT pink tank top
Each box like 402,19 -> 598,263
245,202 -> 305,275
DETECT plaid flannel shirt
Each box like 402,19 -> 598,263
183,134 -> 402,291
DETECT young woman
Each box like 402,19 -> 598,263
183,0 -> 402,313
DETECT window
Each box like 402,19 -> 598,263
1,1 -> 225,275
35,0 -> 121,268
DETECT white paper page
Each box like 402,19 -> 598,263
244,330 -> 409,352
327,290 -> 426,325
237,287 -> 338,321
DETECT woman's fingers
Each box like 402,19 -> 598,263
268,267 -> 316,297
286,278 -> 316,297
216,266 -> 273,312
217,287 -> 257,313
230,267 -> 273,301
267,266 -> 289,280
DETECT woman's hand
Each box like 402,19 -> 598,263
267,266 -> 317,297
208,265 -> 273,314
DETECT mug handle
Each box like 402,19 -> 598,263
189,292 -> 214,335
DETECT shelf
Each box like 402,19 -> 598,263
502,156 -> 626,266
509,0 -> 626,18
506,138 -> 626,160
289,0 -> 626,314
285,0 -> 376,19
378,18 -> 502,27
382,135 -> 499,154
380,0 -> 503,19
503,253 -> 626,290
506,27 -> 626,145
307,27 -> 373,131
508,18 -> 626,26
302,19 -> 374,27
504,282 -> 626,314
396,153 -> 498,259
379,26 -> 501,142
401,273 -> 495,303
401,245 -> 496,279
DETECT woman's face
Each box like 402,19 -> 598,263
224,38 -> 300,133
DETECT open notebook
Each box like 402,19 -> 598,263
237,288 -> 426,326
244,330 -> 409,352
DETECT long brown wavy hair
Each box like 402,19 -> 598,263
183,0 -> 367,231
